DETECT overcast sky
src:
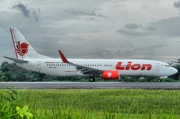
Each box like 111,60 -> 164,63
1,0 -> 180,64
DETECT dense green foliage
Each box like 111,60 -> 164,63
0,88 -> 180,119
0,61 -> 179,82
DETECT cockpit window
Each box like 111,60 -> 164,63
164,65 -> 170,67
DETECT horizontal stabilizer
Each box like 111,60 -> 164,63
3,56 -> 28,63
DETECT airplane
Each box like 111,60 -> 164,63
4,27 -> 178,82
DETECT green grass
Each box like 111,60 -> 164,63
0,88 -> 180,119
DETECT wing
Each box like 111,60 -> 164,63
58,50 -> 102,75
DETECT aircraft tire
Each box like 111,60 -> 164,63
118,79 -> 122,82
158,78 -> 162,82
89,77 -> 95,82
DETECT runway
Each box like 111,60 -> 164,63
0,82 -> 180,89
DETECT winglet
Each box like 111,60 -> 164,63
58,50 -> 69,63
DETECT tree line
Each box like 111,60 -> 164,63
0,61 -> 179,82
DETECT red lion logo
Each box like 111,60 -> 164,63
16,41 -> 29,56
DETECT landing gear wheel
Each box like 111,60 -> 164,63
118,77 -> 123,82
118,78 -> 122,82
158,78 -> 162,82
89,77 -> 95,82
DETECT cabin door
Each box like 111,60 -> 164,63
156,63 -> 160,71
37,61 -> 41,71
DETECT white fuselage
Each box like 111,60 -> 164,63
17,58 -> 177,77
6,27 -> 178,81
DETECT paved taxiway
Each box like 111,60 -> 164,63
0,82 -> 180,89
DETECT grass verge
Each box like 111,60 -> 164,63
0,88 -> 180,119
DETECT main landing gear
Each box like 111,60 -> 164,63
89,76 -> 95,82
118,77 -> 124,82
158,78 -> 162,82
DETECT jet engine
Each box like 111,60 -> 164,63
101,70 -> 119,80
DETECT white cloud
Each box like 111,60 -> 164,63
98,0 -> 178,24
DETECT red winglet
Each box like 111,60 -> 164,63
58,50 -> 69,63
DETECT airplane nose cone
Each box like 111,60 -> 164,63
171,67 -> 178,75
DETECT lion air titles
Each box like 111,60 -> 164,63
116,62 -> 152,71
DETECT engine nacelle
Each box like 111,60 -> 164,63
101,70 -> 120,80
